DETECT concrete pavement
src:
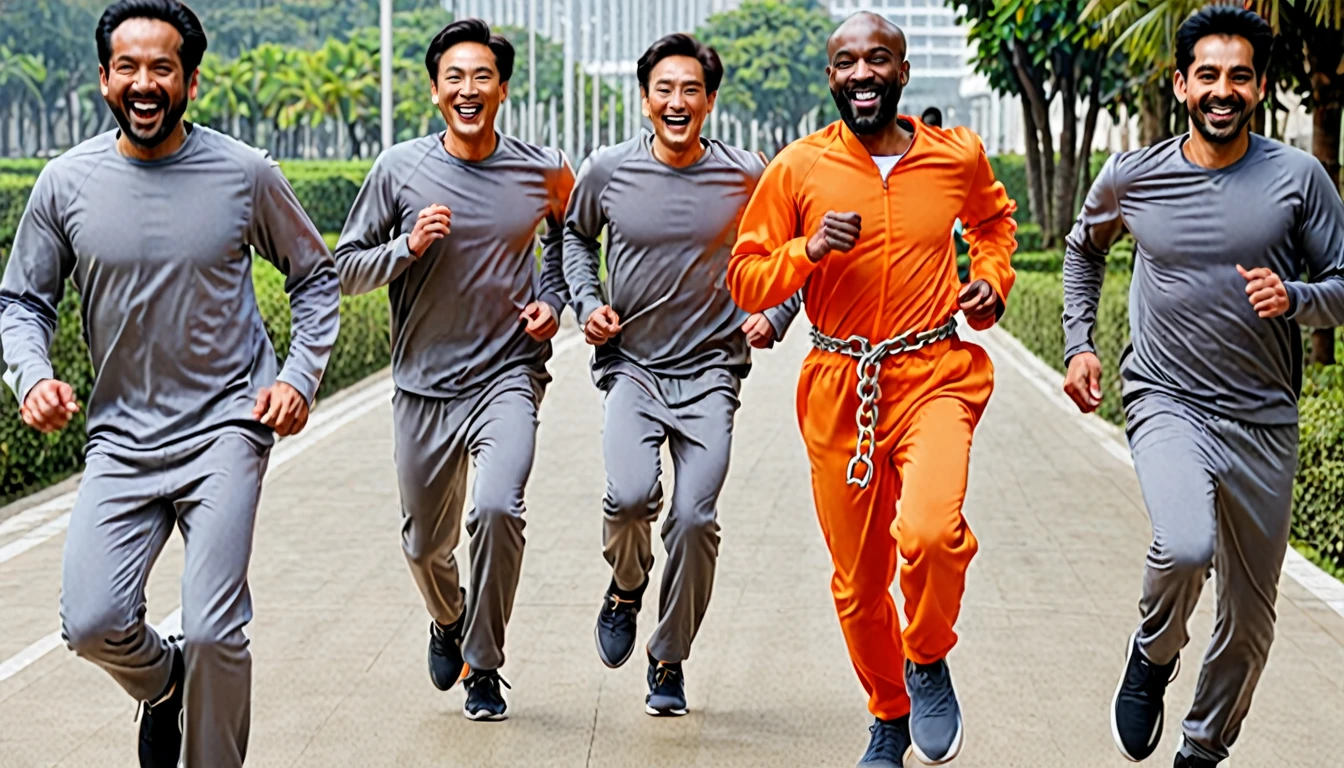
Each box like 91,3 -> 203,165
1,323 -> 1342,767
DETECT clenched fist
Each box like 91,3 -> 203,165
520,301 -> 558,341
1063,352 -> 1103,414
21,379 -> 79,434
584,306 -> 622,346
740,313 -> 776,348
805,211 -> 862,263
409,204 -> 452,257
1237,264 -> 1290,318
253,382 -> 310,437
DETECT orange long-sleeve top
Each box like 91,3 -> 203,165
728,117 -> 1017,343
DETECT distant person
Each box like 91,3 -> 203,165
0,1 -> 340,765
333,18 -> 573,722
921,106 -> 943,128
1063,7 -> 1344,767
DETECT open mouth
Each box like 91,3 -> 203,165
661,114 -> 691,130
847,89 -> 880,110
1204,102 -> 1240,125
454,103 -> 482,122
127,97 -> 165,125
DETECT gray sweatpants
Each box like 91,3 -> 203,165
60,428 -> 271,768
1124,392 -> 1298,762
600,366 -> 739,663
393,369 -> 543,672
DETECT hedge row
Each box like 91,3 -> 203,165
1000,252 -> 1344,571
0,257 -> 390,505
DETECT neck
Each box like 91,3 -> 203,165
652,135 -> 704,168
118,121 -> 188,162
1182,125 -> 1250,170
856,117 -> 912,157
443,128 -> 497,162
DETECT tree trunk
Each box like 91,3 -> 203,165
67,88 -> 81,146
1020,94 -> 1046,231
1140,80 -> 1173,146
1012,40 -> 1055,236
38,98 -> 50,154
1307,83 -> 1341,365
1077,79 -> 1103,213
1,99 -> 10,157
1053,63 -> 1079,248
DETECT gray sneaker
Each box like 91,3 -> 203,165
905,658 -> 963,764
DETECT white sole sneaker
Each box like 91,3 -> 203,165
909,715 -> 963,765
1111,629 -> 1176,762
463,703 -> 508,722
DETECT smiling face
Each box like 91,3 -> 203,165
1175,33 -> 1263,145
827,15 -> 908,136
642,54 -> 715,155
99,17 -> 197,149
431,41 -> 507,143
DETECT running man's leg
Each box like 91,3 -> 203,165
59,448 -> 176,702
1178,416 -> 1297,763
600,375 -> 666,594
172,431 -> 270,768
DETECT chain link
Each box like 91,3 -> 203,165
809,317 -> 959,488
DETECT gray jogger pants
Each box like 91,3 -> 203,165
393,370 -> 543,672
600,368 -> 739,663
60,428 -> 271,768
1124,392 -> 1298,762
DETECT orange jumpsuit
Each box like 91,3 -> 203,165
727,117 -> 1016,720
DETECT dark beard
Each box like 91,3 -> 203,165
832,80 -> 902,136
1189,96 -> 1253,145
108,94 -> 189,149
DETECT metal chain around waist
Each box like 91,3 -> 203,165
808,316 -> 959,489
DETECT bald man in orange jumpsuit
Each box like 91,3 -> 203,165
727,13 -> 1016,768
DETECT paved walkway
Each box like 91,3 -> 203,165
1,322 -> 1342,767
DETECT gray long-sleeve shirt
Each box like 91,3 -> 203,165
563,133 -> 802,382
0,126 -> 340,450
334,132 -> 571,400
1063,133 -> 1344,424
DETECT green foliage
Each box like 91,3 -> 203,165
0,173 -> 33,259
697,0 -> 837,152
280,162 -> 371,233
1295,377 -> 1344,567
0,256 -> 389,506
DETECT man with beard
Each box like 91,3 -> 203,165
727,12 -> 1016,767
1062,8 -> 1344,767
334,18 -> 572,722
563,32 -> 801,717
0,1 -> 340,765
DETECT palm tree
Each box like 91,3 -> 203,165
0,47 -> 47,157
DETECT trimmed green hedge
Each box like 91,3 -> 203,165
1001,250 -> 1344,572
0,255 -> 390,506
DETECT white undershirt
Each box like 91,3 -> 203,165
872,153 -> 904,181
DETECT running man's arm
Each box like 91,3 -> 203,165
1285,159 -> 1344,327
537,152 -> 576,321
760,289 -> 804,345
0,168 -> 73,406
1062,155 -> 1125,366
563,151 -> 613,326
727,152 -> 816,313
333,154 -> 414,296
248,160 -> 342,407
958,135 -> 1018,329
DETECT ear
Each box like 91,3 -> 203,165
99,65 -> 109,98
707,90 -> 718,112
188,69 -> 199,101
899,61 -> 911,86
1173,68 -> 1187,104
431,82 -> 439,104
500,81 -> 509,101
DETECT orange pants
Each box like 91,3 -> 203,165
798,340 -> 986,720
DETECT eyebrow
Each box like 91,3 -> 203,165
1195,63 -> 1255,75
445,65 -> 495,75
654,76 -> 704,87
833,43 -> 895,59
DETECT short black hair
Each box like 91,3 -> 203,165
425,18 -> 514,83
1175,5 -> 1272,79
921,106 -> 943,126
637,33 -> 724,95
97,0 -> 208,74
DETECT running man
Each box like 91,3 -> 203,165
1062,8 -> 1344,767
727,12 -> 1016,767
563,32 -> 801,717
333,18 -> 573,722
0,2 -> 340,765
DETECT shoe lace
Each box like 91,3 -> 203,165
1131,652 -> 1180,695
867,720 -> 907,759
466,670 -> 511,705
600,594 -> 638,635
652,662 -> 683,693
908,662 -> 953,716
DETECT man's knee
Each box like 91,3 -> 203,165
1150,535 -> 1215,582
470,489 -> 525,534
667,502 -> 719,544
62,604 -> 141,657
604,477 -> 661,523
894,502 -> 976,562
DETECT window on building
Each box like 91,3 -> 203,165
911,14 -> 929,26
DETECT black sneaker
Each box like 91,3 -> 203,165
645,654 -> 688,717
428,614 -> 466,691
1112,630 -> 1180,762
595,577 -> 645,668
858,716 -> 914,767
462,669 -> 510,721
138,638 -> 185,768
1174,750 -> 1220,768
905,658 -> 963,765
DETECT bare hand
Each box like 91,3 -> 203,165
584,306 -> 622,346
1063,352 -> 1103,414
520,301 -> 558,341
741,313 -> 776,348
958,279 -> 1001,326
408,204 -> 452,257
253,382 -> 310,437
20,379 -> 79,434
1237,264 -> 1290,319
805,211 -> 862,263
